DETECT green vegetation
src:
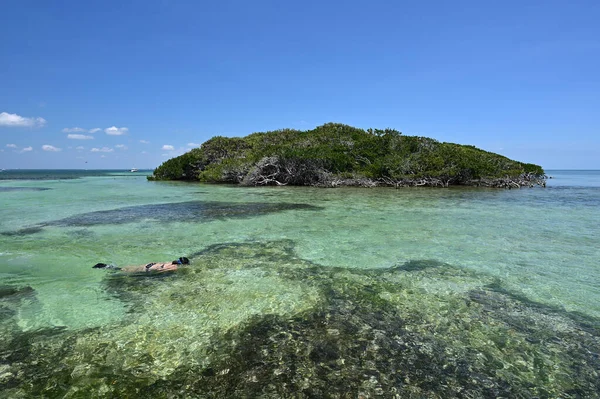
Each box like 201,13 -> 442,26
2,241 -> 599,397
150,123 -> 545,187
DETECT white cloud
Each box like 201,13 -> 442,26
141,151 -> 148,154
187,142 -> 201,147
139,139 -> 150,144
67,134 -> 94,140
91,147 -> 114,153
21,146 -> 33,153
76,146 -> 85,150
105,126 -> 129,135
115,144 -> 128,150
0,112 -> 46,127
62,127 -> 86,133
42,145 -> 61,152
64,127 -> 102,134
6,144 -> 17,148
162,144 -> 174,151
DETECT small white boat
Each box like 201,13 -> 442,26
130,168 -> 138,172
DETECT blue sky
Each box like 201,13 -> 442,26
1,0 -> 598,169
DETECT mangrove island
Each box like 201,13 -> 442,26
149,123 -> 545,188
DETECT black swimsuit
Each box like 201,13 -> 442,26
145,263 -> 156,271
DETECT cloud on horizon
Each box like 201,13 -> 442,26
105,126 -> 128,135
161,145 -> 186,158
21,146 -> 33,153
0,112 -> 46,128
64,127 -> 123,136
42,145 -> 61,152
91,147 -> 114,153
6,144 -> 17,148
62,127 -> 86,133
67,134 -> 94,140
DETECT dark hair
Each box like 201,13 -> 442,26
93,263 -> 108,269
172,257 -> 190,265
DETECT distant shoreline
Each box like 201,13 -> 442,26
0,169 -> 152,181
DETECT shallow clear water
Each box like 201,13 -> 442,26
1,169 -> 599,397
2,170 -> 599,328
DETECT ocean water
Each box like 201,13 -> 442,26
1,169 -> 599,397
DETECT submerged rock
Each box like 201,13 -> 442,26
0,187 -> 51,192
0,285 -> 35,300
0,201 -> 321,236
1,241 -> 599,398
0,226 -> 44,237
389,259 -> 447,272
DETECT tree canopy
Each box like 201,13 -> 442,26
149,123 -> 545,187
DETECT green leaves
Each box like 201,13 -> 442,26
149,123 -> 545,185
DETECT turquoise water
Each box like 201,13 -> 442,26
1,169 -> 599,397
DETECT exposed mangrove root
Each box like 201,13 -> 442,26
241,156 -> 329,187
239,156 -> 546,189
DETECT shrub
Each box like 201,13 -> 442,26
149,123 -> 545,186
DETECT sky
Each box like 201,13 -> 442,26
1,0 -> 599,170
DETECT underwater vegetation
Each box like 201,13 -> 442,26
0,187 -> 51,192
0,227 -> 44,237
1,241 -> 598,398
0,200 -> 321,236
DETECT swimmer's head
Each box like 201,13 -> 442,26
172,257 -> 190,265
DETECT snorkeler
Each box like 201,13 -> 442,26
93,257 -> 190,273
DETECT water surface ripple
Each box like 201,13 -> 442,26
0,169 -> 598,397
